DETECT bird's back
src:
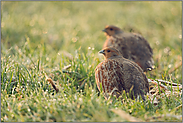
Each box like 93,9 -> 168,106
103,32 -> 154,71
95,56 -> 149,100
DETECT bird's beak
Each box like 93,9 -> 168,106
102,29 -> 107,32
99,50 -> 105,54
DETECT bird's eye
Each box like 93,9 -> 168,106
107,50 -> 111,52
110,28 -> 113,31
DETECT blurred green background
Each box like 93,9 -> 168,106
2,1 -> 182,81
2,1 -> 181,50
1,1 -> 182,122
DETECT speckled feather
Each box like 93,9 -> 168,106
95,47 -> 149,100
103,25 -> 154,72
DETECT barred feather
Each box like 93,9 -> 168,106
95,47 -> 149,100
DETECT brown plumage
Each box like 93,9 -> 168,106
102,25 -> 154,72
95,47 -> 149,100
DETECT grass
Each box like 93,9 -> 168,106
1,1 -> 182,122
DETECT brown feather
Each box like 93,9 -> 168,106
102,25 -> 154,72
95,47 -> 149,100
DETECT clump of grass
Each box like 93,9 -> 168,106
1,1 -> 182,122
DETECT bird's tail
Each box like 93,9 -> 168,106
146,58 -> 155,71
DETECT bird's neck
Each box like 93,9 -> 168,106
111,31 -> 123,38
107,55 -> 122,60
115,30 -> 123,35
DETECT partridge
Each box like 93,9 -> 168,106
102,25 -> 154,72
95,47 -> 149,100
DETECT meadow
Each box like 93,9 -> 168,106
1,1 -> 182,122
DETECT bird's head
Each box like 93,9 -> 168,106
102,25 -> 123,36
99,47 -> 121,59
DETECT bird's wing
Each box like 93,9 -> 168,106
121,59 -> 149,94
131,33 -> 153,55
115,33 -> 154,71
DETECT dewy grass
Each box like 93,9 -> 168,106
1,1 -> 182,122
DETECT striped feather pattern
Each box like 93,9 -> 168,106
95,47 -> 149,100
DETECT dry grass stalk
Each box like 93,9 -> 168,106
147,78 -> 182,105
62,64 -> 72,70
47,78 -> 59,93
146,114 -> 182,121
110,109 -> 144,122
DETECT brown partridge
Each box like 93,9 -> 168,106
95,47 -> 149,100
102,25 -> 154,72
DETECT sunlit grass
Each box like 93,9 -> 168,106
1,1 -> 182,122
